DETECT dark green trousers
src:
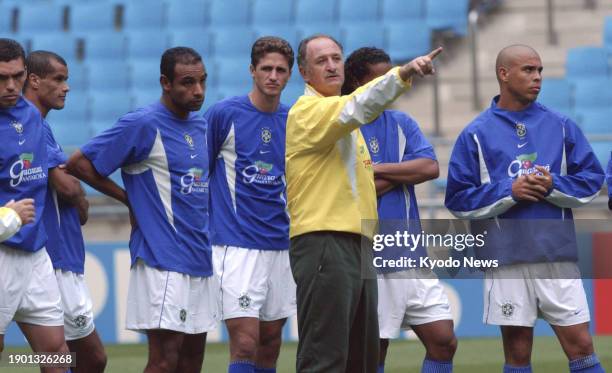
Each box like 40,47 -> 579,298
290,231 -> 379,373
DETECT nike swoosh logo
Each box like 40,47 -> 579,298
517,143 -> 528,148
259,150 -> 270,154
190,154 -> 198,159
373,161 -> 381,164
18,139 -> 26,145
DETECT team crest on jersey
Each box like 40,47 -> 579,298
516,123 -> 527,137
368,137 -> 380,154
238,293 -> 251,310
501,301 -> 515,318
180,309 -> 187,322
74,315 -> 88,328
10,120 -> 23,134
184,133 -> 195,149
261,127 -> 272,143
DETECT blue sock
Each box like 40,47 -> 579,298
254,368 -> 276,373
228,360 -> 255,373
422,358 -> 453,373
503,364 -> 532,373
569,354 -> 605,373
377,364 -> 385,373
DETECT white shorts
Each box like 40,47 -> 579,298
213,245 -> 297,321
55,269 -> 95,341
0,245 -> 63,334
483,262 -> 590,327
377,269 -> 453,339
126,259 -> 220,334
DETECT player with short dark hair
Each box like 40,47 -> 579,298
205,36 -> 295,373
24,50 -> 107,373
445,44 -> 605,373
67,46 -> 217,373
343,46 -> 457,373
0,38 -> 70,373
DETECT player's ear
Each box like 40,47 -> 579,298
160,74 -> 171,91
249,64 -> 256,77
27,73 -> 40,89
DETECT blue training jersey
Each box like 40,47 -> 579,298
43,121 -> 86,274
0,97 -> 48,252
205,95 -> 289,251
361,110 -> 436,266
445,96 -> 604,265
81,101 -> 212,277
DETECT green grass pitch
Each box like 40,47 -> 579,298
2,336 -> 611,372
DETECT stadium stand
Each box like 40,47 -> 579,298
566,46 -> 610,82
68,2 -> 118,33
338,0 -> 380,24
252,0 -> 294,26
341,22 -> 386,56
122,0 -> 166,31
605,16 -> 612,51
425,0 -> 469,36
382,0 -> 425,24
166,0 -> 208,29
209,0 -> 251,29
16,3 -> 64,34
537,78 -> 574,119
82,32 -> 127,61
30,34 -> 79,61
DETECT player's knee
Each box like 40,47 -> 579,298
91,348 -> 108,371
233,333 -> 258,360
566,335 -> 594,360
427,334 -> 457,361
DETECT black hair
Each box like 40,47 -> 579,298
160,47 -> 203,82
0,38 -> 25,63
342,47 -> 391,95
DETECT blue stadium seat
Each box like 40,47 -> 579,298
342,23 -> 385,56
253,25 -> 300,52
574,79 -> 612,112
46,93 -> 89,128
48,122 -> 92,149
295,0 -> 337,27
212,28 -> 256,59
30,34 -> 79,61
425,0 -> 469,36
123,0 -> 166,31
167,0 -> 208,29
604,16 -> 612,52
298,24 -> 342,44
210,58 -> 252,90
201,85 -> 223,112
589,141 -> 612,168
0,5 -> 14,33
89,92 -> 133,134
382,0 -> 424,23
66,61 -> 88,91
131,89 -> 160,108
129,59 -> 160,91
339,0 -> 379,24
70,2 -> 118,33
386,21 -> 431,62
209,0 -> 251,29
537,78 -> 573,118
128,31 -> 170,60
566,47 -> 610,81
252,0 -> 293,27
170,29 -> 213,59
87,61 -> 131,92
17,3 -> 64,34
83,32 -> 127,61
577,109 -> 612,135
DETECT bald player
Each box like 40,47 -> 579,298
445,44 -> 605,373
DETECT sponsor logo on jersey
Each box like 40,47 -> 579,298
507,152 -> 550,178
9,153 -> 46,187
180,167 -> 208,194
242,160 -> 281,185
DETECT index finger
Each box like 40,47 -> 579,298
427,47 -> 443,60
